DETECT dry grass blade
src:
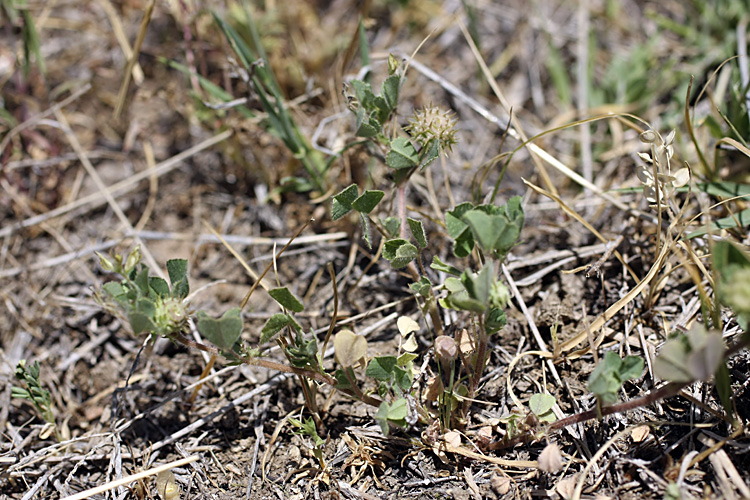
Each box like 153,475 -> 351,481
558,240 -> 669,358
59,455 -> 198,500
95,0 -> 145,84
0,83 -> 91,154
443,443 -> 537,468
114,0 -> 155,119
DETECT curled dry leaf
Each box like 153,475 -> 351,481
443,430 -> 462,448
435,335 -> 457,361
673,167 -> 690,188
401,333 -> 418,352
631,424 -> 650,443
397,316 -> 420,336
156,470 -> 180,500
538,442 -> 563,473
334,329 -> 368,368
555,475 -> 577,498
423,375 -> 443,402
491,474 -> 512,495
457,328 -> 475,355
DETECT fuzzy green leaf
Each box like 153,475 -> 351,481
393,366 -> 412,391
382,239 -> 418,269
366,356 -> 398,381
134,268 -> 150,296
360,213 -> 373,250
407,218 -> 427,248
654,326 -> 724,383
381,216 -> 401,237
355,108 -> 380,138
352,190 -> 384,214
486,307 -> 507,334
397,352 -> 418,366
166,259 -> 189,298
529,393 -> 556,419
386,137 -> 418,170
445,203 -> 474,239
381,74 -> 400,111
375,402 -> 390,434
461,265 -> 493,306
588,351 -> 643,405
388,397 -> 408,420
286,331 -> 319,369
446,203 -> 475,257
653,336 -> 693,383
260,313 -> 301,344
196,307 -> 243,351
430,256 -> 461,276
418,139 -> 440,170
128,312 -> 156,334
409,276 -> 432,297
149,277 -> 170,297
335,367 -> 355,390
350,79 -> 376,109
332,184 -> 359,221
269,287 -> 304,313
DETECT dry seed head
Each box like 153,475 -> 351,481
406,105 -> 458,152
635,128 -> 686,207
435,335 -> 457,361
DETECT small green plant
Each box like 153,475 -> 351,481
96,247 -> 195,343
330,58 -> 525,434
12,360 -> 58,440
96,245 -> 383,423
289,415 -> 327,468
587,351 -> 644,408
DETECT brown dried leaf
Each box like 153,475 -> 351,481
538,442 -> 563,473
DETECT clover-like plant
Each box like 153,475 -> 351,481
587,351 -> 644,409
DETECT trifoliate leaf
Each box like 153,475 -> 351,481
383,239 -> 418,269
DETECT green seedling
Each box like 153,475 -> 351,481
587,351 -> 644,408
290,416 -> 326,468
12,360 -> 58,440
529,393 -> 557,424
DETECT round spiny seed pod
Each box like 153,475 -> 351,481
406,105 -> 458,153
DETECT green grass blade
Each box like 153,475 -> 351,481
686,207 -> 750,239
